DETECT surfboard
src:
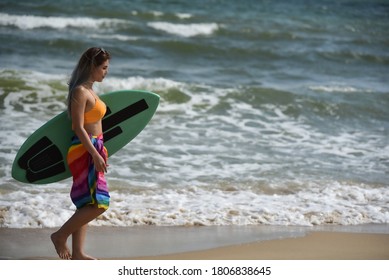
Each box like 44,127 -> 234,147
12,90 -> 159,184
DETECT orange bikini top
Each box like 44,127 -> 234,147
84,97 -> 106,124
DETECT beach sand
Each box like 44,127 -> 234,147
0,225 -> 388,260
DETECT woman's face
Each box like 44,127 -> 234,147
91,59 -> 109,82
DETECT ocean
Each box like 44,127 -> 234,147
0,0 -> 388,228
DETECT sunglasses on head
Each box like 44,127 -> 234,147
94,47 -> 106,58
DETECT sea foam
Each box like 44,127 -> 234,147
1,180 -> 388,228
0,13 -> 127,30
148,22 -> 219,37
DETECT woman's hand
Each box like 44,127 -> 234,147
92,153 -> 107,173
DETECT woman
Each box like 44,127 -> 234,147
51,47 -> 111,260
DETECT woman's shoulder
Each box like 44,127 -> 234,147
71,85 -> 90,99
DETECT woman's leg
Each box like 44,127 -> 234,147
71,224 -> 95,260
51,204 -> 105,259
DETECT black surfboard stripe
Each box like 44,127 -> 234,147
28,144 -> 64,172
102,99 -> 149,132
18,136 -> 66,183
18,136 -> 53,169
27,161 -> 66,183
103,126 -> 123,142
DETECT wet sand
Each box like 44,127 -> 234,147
0,224 -> 388,260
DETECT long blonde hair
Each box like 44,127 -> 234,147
67,47 -> 111,116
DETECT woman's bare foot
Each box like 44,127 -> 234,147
51,232 -> 71,260
72,252 -> 98,260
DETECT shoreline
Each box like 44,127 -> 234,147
1,224 -> 388,260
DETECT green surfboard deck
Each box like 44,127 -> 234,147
12,90 -> 159,184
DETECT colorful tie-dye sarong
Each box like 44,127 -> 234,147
67,134 -> 110,210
